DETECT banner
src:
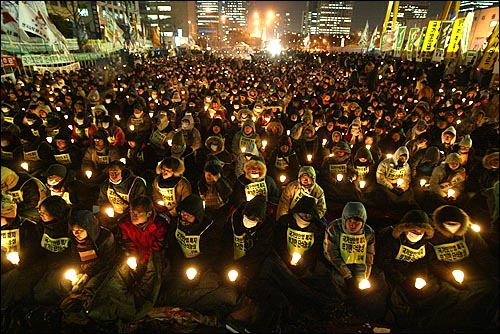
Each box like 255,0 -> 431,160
21,54 -> 76,66
1,0 -> 33,42
152,26 -> 162,48
33,62 -> 81,74
446,17 -> 465,59
421,20 -> 441,52
461,12 -> 474,55
1,56 -> 18,68
405,27 -> 420,52
477,24 -> 499,71
395,26 -> 407,51
359,20 -> 369,48
367,25 -> 378,52
433,20 -> 454,61
18,1 -> 68,52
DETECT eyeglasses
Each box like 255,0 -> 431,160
130,210 -> 148,217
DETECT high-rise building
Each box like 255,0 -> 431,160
459,1 -> 498,13
302,1 -> 354,36
388,1 -> 429,29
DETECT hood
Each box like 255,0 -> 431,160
423,146 -> 441,164
392,145 -> 409,164
353,146 -> 373,163
158,156 -> 185,177
392,209 -> 434,239
244,158 -> 267,181
1,166 -> 19,192
298,166 -> 316,182
301,111 -> 313,124
331,141 -> 352,155
341,201 -> 367,226
177,194 -> 204,223
181,113 -> 195,130
266,120 -> 284,136
69,210 -> 100,241
241,119 -> 256,135
290,196 -> 320,221
242,194 -> 267,222
432,205 -> 470,237
441,126 -> 457,145
205,135 -> 225,154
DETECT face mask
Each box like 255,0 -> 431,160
251,173 -> 259,179
293,213 -> 311,228
243,215 -> 259,228
181,123 -> 190,130
102,122 -> 110,129
27,120 -> 35,126
105,99 -> 112,104
76,119 -> 84,125
160,91 -> 166,94
2,107 -> 10,113
210,144 -> 218,152
1,140 -> 9,147
110,178 -> 122,185
134,111 -> 143,118
443,222 -> 461,234
406,231 -> 424,243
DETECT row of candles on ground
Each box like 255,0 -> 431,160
58,252 -> 468,292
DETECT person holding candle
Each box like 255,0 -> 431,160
427,205 -> 499,331
323,202 -> 376,308
157,194 -> 238,321
428,152 -> 468,212
96,160 -> 147,234
375,145 -> 417,215
375,209 -> 449,331
59,210 -> 119,328
81,196 -> 169,330
152,156 -> 192,218
1,165 -> 49,223
276,166 -> 327,224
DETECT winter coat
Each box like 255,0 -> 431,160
152,175 -> 192,217
323,202 -> 375,281
98,169 -> 147,214
376,146 -> 412,191
276,166 -> 326,220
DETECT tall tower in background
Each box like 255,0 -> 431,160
302,1 -> 354,36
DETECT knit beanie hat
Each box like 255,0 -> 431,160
242,195 -> 267,222
459,134 -> 472,148
204,157 -> 224,176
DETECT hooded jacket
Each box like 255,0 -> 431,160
324,202 -> 375,280
231,119 -> 262,158
428,205 -> 499,283
376,146 -> 412,191
69,210 -> 118,277
276,166 -> 326,220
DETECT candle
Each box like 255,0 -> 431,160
359,180 -> 366,189
227,269 -> 238,282
127,257 -> 137,270
290,252 -> 302,266
415,277 -> 427,289
186,267 -> 197,280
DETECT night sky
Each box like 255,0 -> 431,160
253,1 -> 448,33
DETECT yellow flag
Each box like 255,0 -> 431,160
478,24 -> 499,71
446,18 -> 465,59
152,27 -> 161,48
422,20 -> 442,52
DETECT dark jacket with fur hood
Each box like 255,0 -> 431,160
230,158 -> 280,208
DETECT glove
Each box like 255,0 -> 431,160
392,187 -> 404,196
72,273 -> 89,292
